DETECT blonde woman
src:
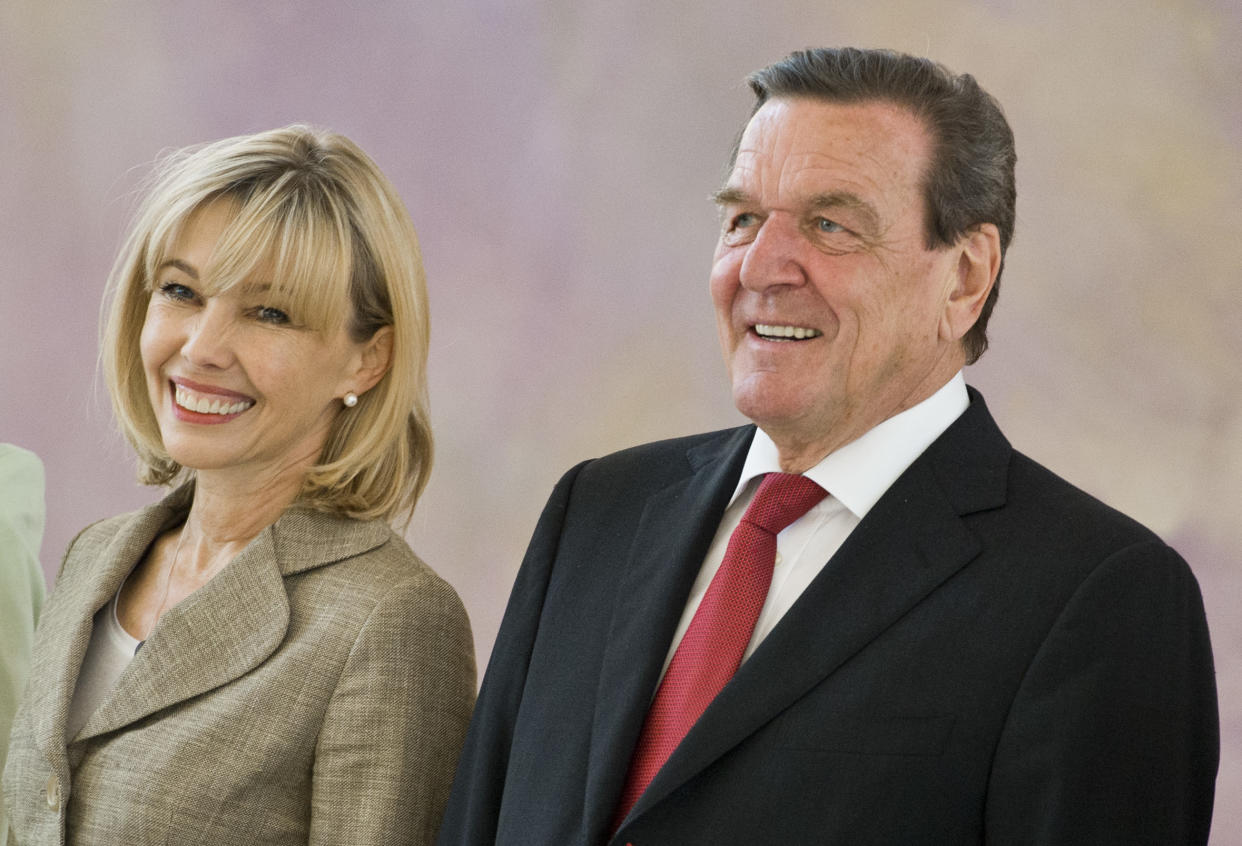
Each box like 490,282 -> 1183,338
3,126 -> 475,845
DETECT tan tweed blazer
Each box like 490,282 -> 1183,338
2,485 -> 475,846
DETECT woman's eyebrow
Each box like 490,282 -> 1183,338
156,258 -> 198,279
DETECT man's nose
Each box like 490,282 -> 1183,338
738,214 -> 808,292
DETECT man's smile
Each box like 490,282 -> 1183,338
752,323 -> 824,341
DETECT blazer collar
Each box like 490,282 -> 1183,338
33,484 -> 389,749
619,390 -> 1012,831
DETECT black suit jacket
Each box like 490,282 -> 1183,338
438,391 -> 1218,845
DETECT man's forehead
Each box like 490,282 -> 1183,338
726,98 -> 931,200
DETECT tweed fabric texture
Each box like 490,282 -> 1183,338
613,472 -> 826,828
2,484 -> 476,846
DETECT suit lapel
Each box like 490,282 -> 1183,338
626,392 -> 1012,823
582,427 -> 753,835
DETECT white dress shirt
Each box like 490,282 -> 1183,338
659,372 -> 970,676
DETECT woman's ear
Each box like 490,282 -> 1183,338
351,326 -> 394,396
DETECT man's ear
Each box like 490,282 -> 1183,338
350,325 -> 395,396
940,223 -> 1001,344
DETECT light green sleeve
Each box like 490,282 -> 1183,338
0,443 -> 47,845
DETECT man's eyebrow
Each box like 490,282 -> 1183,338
711,187 -> 750,207
807,191 -> 881,233
711,188 -> 882,233
156,258 -> 198,279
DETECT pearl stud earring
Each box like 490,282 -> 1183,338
343,392 -> 359,408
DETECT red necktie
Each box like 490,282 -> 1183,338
611,472 -> 827,830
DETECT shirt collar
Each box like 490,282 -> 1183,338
730,372 -> 969,519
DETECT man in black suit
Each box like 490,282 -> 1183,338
437,47 -> 1218,845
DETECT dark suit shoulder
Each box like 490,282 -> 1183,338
571,426 -> 753,497
1004,448 -> 1166,552
953,445 -> 1198,628
933,392 -> 1171,566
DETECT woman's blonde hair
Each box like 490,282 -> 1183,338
101,125 -> 432,523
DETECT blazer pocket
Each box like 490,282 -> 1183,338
774,710 -> 955,757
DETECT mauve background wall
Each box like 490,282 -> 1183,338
2,0 -> 1238,837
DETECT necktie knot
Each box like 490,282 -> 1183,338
742,472 -> 827,535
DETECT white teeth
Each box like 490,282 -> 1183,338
174,384 -> 253,416
754,323 -> 823,340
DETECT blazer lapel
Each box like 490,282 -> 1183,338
30,492 -> 184,771
73,504 -> 389,742
628,393 -> 1012,822
582,427 -> 753,835
73,530 -> 288,741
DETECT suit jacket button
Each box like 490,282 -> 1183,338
45,774 -> 61,811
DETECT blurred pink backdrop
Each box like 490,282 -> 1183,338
2,0 -> 1238,839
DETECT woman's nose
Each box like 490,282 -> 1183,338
179,302 -> 236,368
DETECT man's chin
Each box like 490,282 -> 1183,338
733,390 -> 824,436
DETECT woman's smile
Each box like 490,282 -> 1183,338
170,378 -> 255,420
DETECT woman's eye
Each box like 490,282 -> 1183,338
255,306 -> 290,325
158,282 -> 197,301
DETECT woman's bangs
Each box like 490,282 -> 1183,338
223,192 -> 352,333
141,194 -> 209,292
144,190 -> 354,334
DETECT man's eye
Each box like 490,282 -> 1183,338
255,306 -> 290,324
730,212 -> 759,230
158,282 -> 196,301
816,217 -> 845,234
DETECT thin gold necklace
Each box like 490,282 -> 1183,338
135,523 -> 187,653
154,523 -> 188,625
